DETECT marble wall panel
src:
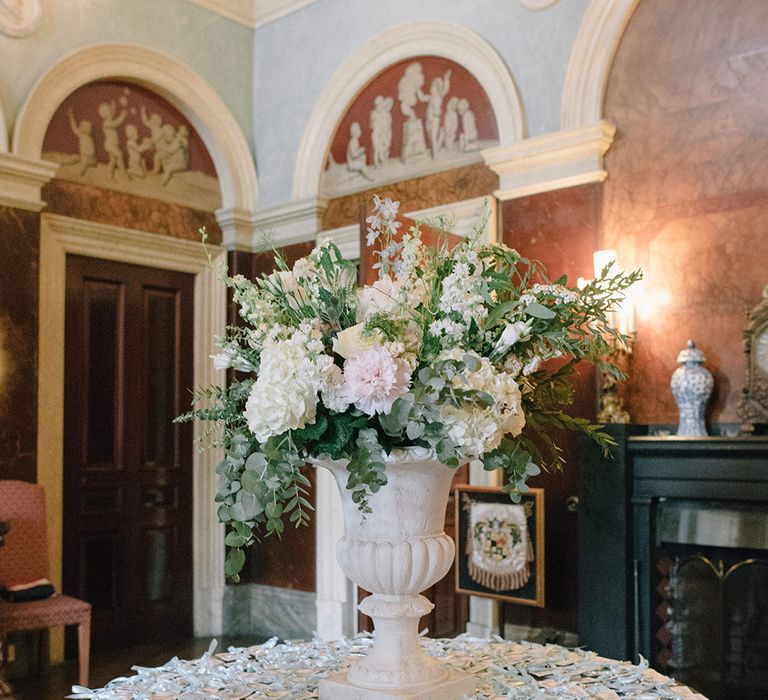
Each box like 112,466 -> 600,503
321,163 -> 498,230
0,207 -> 40,483
42,180 -> 222,245
603,0 -> 768,424
501,183 -> 601,634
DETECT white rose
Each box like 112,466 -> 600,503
332,323 -> 382,359
268,270 -> 299,294
357,275 -> 402,320
211,352 -> 232,371
496,321 -> 529,352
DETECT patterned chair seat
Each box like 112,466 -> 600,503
0,594 -> 91,633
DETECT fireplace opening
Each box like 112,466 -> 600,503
653,499 -> 768,700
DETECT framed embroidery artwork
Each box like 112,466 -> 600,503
455,485 -> 545,606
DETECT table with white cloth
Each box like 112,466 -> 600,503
66,634 -> 708,700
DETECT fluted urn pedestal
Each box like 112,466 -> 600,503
313,450 -> 475,700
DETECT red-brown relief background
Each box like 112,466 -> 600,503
325,56 -> 498,169
43,80 -> 217,177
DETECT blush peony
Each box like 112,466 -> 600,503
339,345 -> 411,416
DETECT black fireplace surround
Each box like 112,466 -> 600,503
578,429 -> 768,700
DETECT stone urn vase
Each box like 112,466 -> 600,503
671,340 -> 714,437
312,448 -> 475,700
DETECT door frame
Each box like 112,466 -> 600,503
38,213 -> 227,661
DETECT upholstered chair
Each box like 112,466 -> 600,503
0,481 -> 91,686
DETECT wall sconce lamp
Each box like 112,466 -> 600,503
579,249 -> 635,424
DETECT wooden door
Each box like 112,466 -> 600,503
63,255 -> 194,651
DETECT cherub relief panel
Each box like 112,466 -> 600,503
42,81 -> 221,212
322,56 -> 499,198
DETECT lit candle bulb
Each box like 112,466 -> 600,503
593,249 -> 618,278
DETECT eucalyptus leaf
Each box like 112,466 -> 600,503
524,302 -> 556,319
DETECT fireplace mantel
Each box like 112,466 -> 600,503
577,429 -> 768,671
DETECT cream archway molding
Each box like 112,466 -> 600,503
12,42 -> 258,214
561,0 -> 641,130
0,97 -> 7,152
292,20 -> 525,200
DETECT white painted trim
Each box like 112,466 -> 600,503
561,0 -> 640,130
466,460 -> 501,637
293,21 -> 524,201
37,215 -> 228,655
518,0 -> 559,9
406,196 -> 497,243
315,467 -> 357,640
186,0 -> 320,29
483,120 -> 615,201
317,223 -> 359,262
0,99 -> 7,152
252,195 -> 328,249
216,206 -> 256,251
12,43 -> 258,216
0,152 -> 58,211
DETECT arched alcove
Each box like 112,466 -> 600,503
12,43 -> 258,214
293,21 -> 524,201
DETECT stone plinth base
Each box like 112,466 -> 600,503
318,670 -> 476,699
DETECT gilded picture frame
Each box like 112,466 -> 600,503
454,485 -> 545,606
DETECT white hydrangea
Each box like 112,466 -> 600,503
441,406 -> 501,459
438,350 -> 525,457
244,328 -> 338,443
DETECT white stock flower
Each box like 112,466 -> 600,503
438,258 -> 487,327
429,318 -> 466,346
523,356 -> 542,376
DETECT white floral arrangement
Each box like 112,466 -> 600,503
179,196 -> 639,580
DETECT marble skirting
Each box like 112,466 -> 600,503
223,583 -> 317,640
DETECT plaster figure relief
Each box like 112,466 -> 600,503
67,109 -> 96,176
322,57 -> 498,197
43,82 -> 221,211
0,0 -> 41,37
99,101 -> 128,180
458,98 -> 479,151
425,69 -> 451,157
345,122 -> 373,180
370,96 -> 393,168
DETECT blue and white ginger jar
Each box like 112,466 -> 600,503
671,340 -> 713,437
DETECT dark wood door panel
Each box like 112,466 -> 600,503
64,255 -> 194,652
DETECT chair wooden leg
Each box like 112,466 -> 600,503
77,619 -> 90,687
36,629 -> 46,677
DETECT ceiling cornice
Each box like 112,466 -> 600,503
186,0 -> 320,30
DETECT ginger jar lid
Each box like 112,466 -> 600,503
677,339 -> 705,364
